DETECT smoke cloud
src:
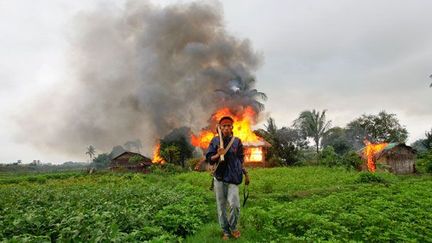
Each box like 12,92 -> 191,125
15,0 -> 264,157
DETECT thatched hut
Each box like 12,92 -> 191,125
361,143 -> 416,174
109,151 -> 153,172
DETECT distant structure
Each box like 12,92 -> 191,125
360,143 -> 416,174
243,139 -> 272,167
109,151 -> 152,173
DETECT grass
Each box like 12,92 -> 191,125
1,166 -> 431,242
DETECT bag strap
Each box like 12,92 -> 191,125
212,136 -> 237,173
223,136 -> 236,154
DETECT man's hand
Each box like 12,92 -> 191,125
194,164 -> 200,171
217,148 -> 225,157
211,147 -> 226,161
244,173 -> 250,185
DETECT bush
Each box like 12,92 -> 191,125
317,148 -> 363,171
340,151 -> 363,170
416,150 -> 432,173
267,157 -> 283,167
356,172 -> 388,184
298,149 -> 319,166
150,163 -> 185,174
160,145 -> 181,165
92,153 -> 111,169
318,146 -> 342,167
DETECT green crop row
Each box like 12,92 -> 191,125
0,174 -> 212,242
1,167 -> 432,242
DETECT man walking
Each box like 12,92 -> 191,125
206,116 -> 250,240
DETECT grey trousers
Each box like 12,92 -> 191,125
214,178 -> 240,234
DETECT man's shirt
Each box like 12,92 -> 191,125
206,135 -> 244,185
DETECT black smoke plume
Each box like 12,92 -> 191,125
15,0 -> 264,158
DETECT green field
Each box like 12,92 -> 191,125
1,167 -> 432,242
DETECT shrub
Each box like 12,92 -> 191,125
298,149 -> 319,166
160,145 -> 181,165
340,151 -> 363,170
318,146 -> 341,167
162,163 -> 185,173
151,163 -> 185,174
356,172 -> 388,184
92,153 -> 111,169
416,150 -> 432,173
267,157 -> 283,167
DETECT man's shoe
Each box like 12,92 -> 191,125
222,233 -> 230,240
231,230 -> 241,239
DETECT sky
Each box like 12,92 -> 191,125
1,0 -> 431,163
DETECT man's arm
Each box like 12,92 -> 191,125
194,157 -> 206,171
206,137 -> 224,165
237,139 -> 250,185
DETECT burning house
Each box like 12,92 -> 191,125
361,141 -> 416,174
187,107 -> 272,167
243,140 -> 272,167
110,151 -> 153,173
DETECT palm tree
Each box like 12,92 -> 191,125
423,129 -> 432,150
123,141 -> 135,152
215,76 -> 267,111
255,118 -> 279,152
429,74 -> 432,87
294,110 -> 332,154
258,117 -> 278,144
124,139 -> 143,153
134,139 -> 143,154
85,145 -> 96,162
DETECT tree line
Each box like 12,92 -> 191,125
86,109 -> 431,172
256,109 -> 431,170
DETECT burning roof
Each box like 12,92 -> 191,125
359,142 -> 417,173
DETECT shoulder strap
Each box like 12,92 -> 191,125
223,136 -> 236,154
212,137 -> 237,175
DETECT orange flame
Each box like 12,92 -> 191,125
152,142 -> 165,164
363,139 -> 388,172
191,106 -> 266,163
191,106 -> 260,149
191,130 -> 214,149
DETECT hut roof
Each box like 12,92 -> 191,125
358,143 -> 416,160
111,151 -> 152,166
109,145 -> 127,159
376,143 -> 416,160
243,138 -> 272,147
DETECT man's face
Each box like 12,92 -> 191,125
220,123 -> 233,137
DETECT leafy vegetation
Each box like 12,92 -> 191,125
1,167 -> 431,242
322,126 -> 353,155
159,127 -> 194,167
416,150 -> 432,173
128,155 -> 144,165
255,117 -> 307,165
92,153 -> 111,169
0,172 -> 211,241
85,145 -> 96,161
346,111 -> 408,148
423,128 -> 432,150
294,109 -> 332,154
